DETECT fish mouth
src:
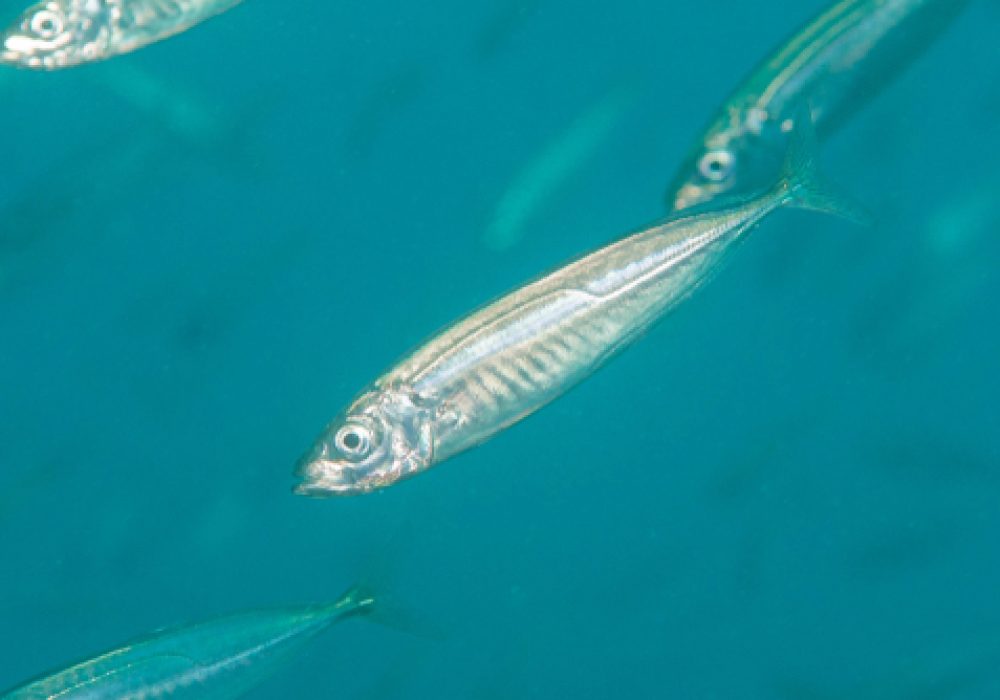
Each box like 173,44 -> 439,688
1,32 -> 71,67
292,457 -> 361,497
1,35 -> 27,64
293,481 -> 346,498
671,183 -> 710,212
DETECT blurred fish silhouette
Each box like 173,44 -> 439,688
666,0 -> 970,211
0,130 -> 158,262
0,62 -> 272,294
774,630 -> 1000,699
482,83 -> 638,252
1,584 -> 378,699
472,0 -> 541,61
849,176 -> 1000,372
84,61 -> 273,174
343,65 -> 428,162
0,0 -> 243,69
0,458 -> 69,527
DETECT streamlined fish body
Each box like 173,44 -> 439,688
667,0 -> 969,211
0,0 -> 243,69
2,587 -> 372,699
295,125 -> 859,497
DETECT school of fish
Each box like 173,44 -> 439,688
0,0 -> 972,696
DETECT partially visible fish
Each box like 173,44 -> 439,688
472,0 -> 541,61
294,120 -> 864,497
482,84 -> 637,252
849,176 -> 1000,373
0,64 -> 271,294
84,60 -> 272,172
0,0 -> 244,69
344,65 -> 428,162
666,0 -> 969,211
1,585 -> 374,699
774,630 -> 1000,699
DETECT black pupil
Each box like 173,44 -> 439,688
709,158 -> 724,172
342,431 -> 361,450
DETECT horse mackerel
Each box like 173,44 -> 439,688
295,122 -> 862,497
667,0 -> 970,211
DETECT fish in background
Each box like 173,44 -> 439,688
0,458 -> 68,527
114,225 -> 317,419
0,65 -> 268,293
343,65 -> 429,163
702,392 -> 840,598
0,59 -> 265,172
481,84 -> 638,252
0,129 -> 174,296
0,0 -> 244,69
666,0 -> 970,212
773,631 -> 1000,699
88,61 -> 237,153
844,517 -> 961,579
849,177 -> 1000,372
84,60 -> 272,175
1,584 -> 377,699
865,422 -> 998,486
0,129 -> 158,264
707,398 -> 831,503
472,0 -> 541,62
295,121 -> 865,497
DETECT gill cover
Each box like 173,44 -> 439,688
294,384 -> 434,496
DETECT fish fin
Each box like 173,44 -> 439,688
348,522 -> 448,642
778,106 -> 873,226
363,587 -> 447,642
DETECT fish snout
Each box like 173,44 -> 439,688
292,456 -> 359,497
292,480 -> 331,498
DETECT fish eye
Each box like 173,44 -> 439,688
29,9 -> 64,38
698,150 -> 735,182
335,425 -> 373,459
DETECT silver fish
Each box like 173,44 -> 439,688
1,585 -> 372,699
0,0 -> 243,69
295,124 -> 862,497
667,0 -> 969,211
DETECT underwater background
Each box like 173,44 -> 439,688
1,0 -> 999,697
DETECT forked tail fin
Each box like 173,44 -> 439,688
776,107 -> 873,226
337,523 -> 447,641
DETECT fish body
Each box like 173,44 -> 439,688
2,587 -> 372,699
667,0 -> 968,210
0,0 -> 243,69
295,124 -> 858,497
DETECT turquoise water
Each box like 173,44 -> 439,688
1,0 -> 998,697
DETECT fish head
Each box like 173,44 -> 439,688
294,384 -> 434,497
667,113 -> 784,212
1,0 -> 114,69
668,142 -> 742,211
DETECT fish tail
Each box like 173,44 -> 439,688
776,106 -> 873,226
334,525 -> 446,640
338,579 -> 445,640
334,583 -> 378,617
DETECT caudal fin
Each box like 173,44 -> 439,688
342,523 -> 447,641
777,108 -> 873,226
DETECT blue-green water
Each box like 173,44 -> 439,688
1,0 -> 998,697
